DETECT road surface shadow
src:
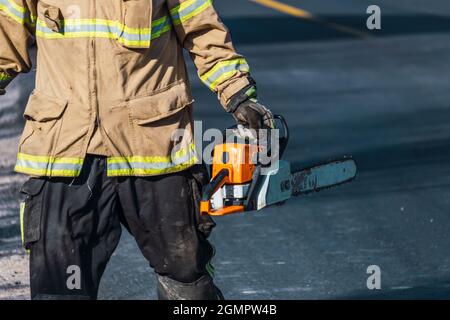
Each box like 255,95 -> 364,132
223,14 -> 450,44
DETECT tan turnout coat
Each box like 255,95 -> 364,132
0,0 -> 252,176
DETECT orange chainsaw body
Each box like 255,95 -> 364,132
200,143 -> 259,216
212,143 -> 258,184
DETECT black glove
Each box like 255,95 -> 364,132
233,100 -> 274,130
226,81 -> 274,130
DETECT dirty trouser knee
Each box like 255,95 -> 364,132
116,164 -> 222,300
20,156 -> 122,299
20,155 -> 220,299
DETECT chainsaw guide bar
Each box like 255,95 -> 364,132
290,158 -> 357,196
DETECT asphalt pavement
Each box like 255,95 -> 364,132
1,0 -> 450,299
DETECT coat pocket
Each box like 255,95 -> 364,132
126,81 -> 195,162
120,0 -> 153,48
128,81 -> 194,125
23,91 -> 68,122
18,91 -> 68,157
20,178 -> 46,250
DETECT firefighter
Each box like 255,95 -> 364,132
0,0 -> 274,299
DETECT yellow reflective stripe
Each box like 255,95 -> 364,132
20,201 -> 25,245
170,0 -> 199,14
36,30 -> 152,47
16,153 -> 84,164
36,18 -> 150,34
0,4 -> 20,23
15,153 -> 84,177
170,0 -> 212,25
107,161 -> 197,176
212,69 -> 247,90
107,144 -> 198,176
35,16 -> 171,45
107,143 -> 196,164
117,38 -> 149,47
151,15 -> 172,39
200,58 -> 250,90
0,0 -> 36,26
14,166 -> 82,177
19,201 -> 30,254
201,58 -> 249,83
3,0 -> 25,13
35,32 -> 151,48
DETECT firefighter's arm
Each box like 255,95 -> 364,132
166,0 -> 257,110
0,0 -> 36,95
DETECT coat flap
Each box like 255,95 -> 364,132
38,1 -> 64,33
24,91 -> 68,122
129,81 -> 194,125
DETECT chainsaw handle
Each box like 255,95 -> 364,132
274,114 -> 289,158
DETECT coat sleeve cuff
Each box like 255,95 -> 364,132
217,76 -> 253,109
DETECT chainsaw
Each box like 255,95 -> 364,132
200,115 -> 357,216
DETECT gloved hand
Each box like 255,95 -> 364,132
0,88 -> 5,95
232,99 -> 274,130
226,81 -> 274,130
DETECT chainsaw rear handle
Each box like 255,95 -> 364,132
259,114 -> 289,164
274,114 -> 289,158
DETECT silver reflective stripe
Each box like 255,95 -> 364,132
107,151 -> 195,171
170,0 -> 211,23
204,62 -> 249,86
0,0 -> 34,26
16,158 -> 83,171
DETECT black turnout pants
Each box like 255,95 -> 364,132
19,155 -> 220,300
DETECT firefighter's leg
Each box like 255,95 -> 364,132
118,164 -> 223,300
20,156 -> 122,300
